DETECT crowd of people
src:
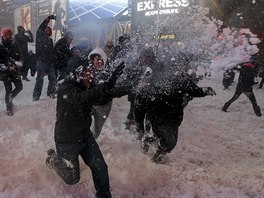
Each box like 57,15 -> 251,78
0,14 -> 263,197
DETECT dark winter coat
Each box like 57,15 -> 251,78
36,18 -> 55,64
55,80 -> 109,144
236,62 -> 258,92
54,37 -> 73,72
0,39 -> 22,81
14,31 -> 33,59
134,72 -> 207,129
55,75 -> 130,144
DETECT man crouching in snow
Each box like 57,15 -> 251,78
45,60 -> 125,198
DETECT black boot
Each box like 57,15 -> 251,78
222,102 -> 229,112
253,105 -> 262,117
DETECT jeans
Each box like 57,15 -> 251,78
91,100 -> 113,139
3,73 -> 23,111
225,88 -> 259,111
52,135 -> 111,198
21,54 -> 30,77
33,60 -> 56,99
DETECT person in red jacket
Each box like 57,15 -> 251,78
222,55 -> 262,117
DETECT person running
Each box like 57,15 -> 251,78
222,55 -> 262,117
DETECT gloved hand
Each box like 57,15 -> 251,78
107,62 -> 125,89
47,15 -> 56,20
0,64 -> 7,71
203,87 -> 216,96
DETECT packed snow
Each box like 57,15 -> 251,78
0,67 -> 263,198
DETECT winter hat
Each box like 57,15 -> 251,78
88,47 -> 107,66
1,27 -> 12,37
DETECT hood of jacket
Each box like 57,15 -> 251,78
88,47 -> 107,66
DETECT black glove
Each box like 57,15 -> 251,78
47,15 -> 56,20
107,62 -> 125,89
203,87 -> 216,96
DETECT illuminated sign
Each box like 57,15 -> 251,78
20,5 -> 31,30
159,34 -> 176,39
136,0 -> 190,16
51,0 -> 67,42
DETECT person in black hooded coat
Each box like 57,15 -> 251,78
134,62 -> 216,164
14,26 -> 33,81
54,31 -> 74,79
45,61 -> 125,198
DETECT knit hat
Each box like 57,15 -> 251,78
1,27 -> 12,37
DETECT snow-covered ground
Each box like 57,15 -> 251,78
0,70 -> 263,198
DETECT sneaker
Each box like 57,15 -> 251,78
46,149 -> 56,169
152,151 -> 166,164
